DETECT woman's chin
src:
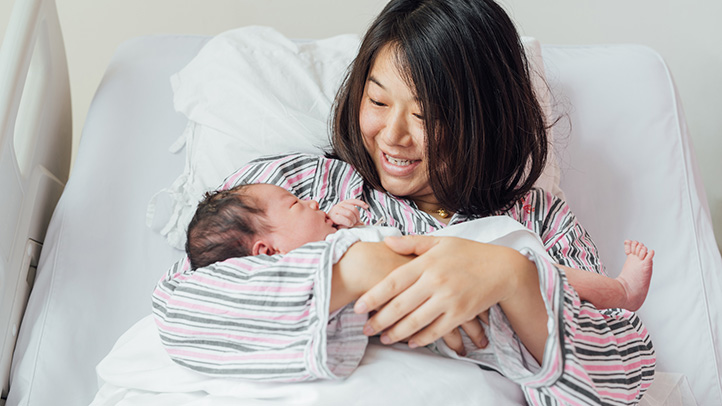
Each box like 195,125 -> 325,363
380,180 -> 427,199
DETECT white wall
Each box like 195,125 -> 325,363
1,0 -> 720,250
498,0 -> 722,252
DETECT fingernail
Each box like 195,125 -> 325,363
408,340 -> 418,349
480,337 -> 488,348
355,301 -> 367,314
380,335 -> 392,345
363,324 -> 375,336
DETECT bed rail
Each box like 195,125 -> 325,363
0,0 -> 71,398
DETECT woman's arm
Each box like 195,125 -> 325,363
354,236 -> 548,361
353,190 -> 656,405
330,241 -> 413,312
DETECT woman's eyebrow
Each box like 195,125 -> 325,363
367,75 -> 385,89
368,74 -> 420,103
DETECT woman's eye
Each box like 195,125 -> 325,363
369,98 -> 386,107
413,113 -> 424,120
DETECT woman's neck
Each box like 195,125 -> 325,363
412,197 -> 453,225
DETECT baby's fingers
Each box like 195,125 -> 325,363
329,206 -> 359,228
339,198 -> 369,210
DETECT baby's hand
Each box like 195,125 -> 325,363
328,199 -> 369,229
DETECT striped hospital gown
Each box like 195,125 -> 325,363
152,153 -> 655,405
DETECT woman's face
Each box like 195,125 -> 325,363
359,45 -> 434,202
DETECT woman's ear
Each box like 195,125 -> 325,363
252,240 -> 278,256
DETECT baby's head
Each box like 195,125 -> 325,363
186,183 -> 338,269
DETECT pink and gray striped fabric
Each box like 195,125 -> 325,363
152,153 -> 655,405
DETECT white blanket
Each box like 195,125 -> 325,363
91,217 -> 693,406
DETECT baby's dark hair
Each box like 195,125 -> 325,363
185,184 -> 266,269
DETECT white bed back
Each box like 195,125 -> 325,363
2,3 -> 722,406
0,0 -> 71,397
544,44 -> 722,405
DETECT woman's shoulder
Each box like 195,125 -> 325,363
245,152 -> 357,173
232,152 -> 365,199
222,153 -> 337,190
245,152 -> 326,166
503,187 -> 572,227
518,187 -> 566,207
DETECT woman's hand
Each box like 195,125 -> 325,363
354,235 -> 547,362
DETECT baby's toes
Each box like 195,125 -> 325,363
645,249 -> 655,261
629,240 -> 640,254
624,240 -> 632,255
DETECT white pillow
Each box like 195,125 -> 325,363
147,26 -> 561,249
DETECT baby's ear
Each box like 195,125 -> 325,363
252,240 -> 278,256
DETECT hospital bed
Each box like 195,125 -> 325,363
1,0 -> 721,404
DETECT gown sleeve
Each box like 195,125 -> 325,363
496,188 -> 656,405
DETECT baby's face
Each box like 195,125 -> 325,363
248,184 -> 338,254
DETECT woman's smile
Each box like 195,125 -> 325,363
359,44 -> 433,200
381,152 -> 421,176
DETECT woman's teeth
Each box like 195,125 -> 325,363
385,154 -> 413,166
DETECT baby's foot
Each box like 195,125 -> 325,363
616,240 -> 654,311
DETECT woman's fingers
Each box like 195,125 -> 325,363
381,304 -> 485,350
383,234 -> 439,256
460,318 -> 488,349
369,277 -> 430,338
404,312 -> 464,349
441,328 -> 465,356
478,310 -> 489,325
353,258 -> 421,315
378,297 -> 445,345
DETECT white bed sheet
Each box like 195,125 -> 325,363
6,34 -> 722,406
88,218 -> 695,406
7,35 -> 206,406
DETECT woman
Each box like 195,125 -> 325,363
152,0 -> 655,404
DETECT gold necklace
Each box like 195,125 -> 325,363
436,207 -> 450,218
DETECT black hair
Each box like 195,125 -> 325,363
185,184 -> 265,269
331,0 -> 548,216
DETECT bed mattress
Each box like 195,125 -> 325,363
7,35 -> 208,405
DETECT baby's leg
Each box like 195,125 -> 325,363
560,265 -> 627,310
560,240 -> 653,311
617,240 -> 654,311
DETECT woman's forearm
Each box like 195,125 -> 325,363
497,250 -> 549,363
330,241 -> 414,313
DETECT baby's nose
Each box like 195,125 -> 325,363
308,200 -> 319,210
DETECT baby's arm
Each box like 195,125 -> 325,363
561,240 -> 654,311
327,199 -> 369,228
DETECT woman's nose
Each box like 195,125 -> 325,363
383,112 -> 412,146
